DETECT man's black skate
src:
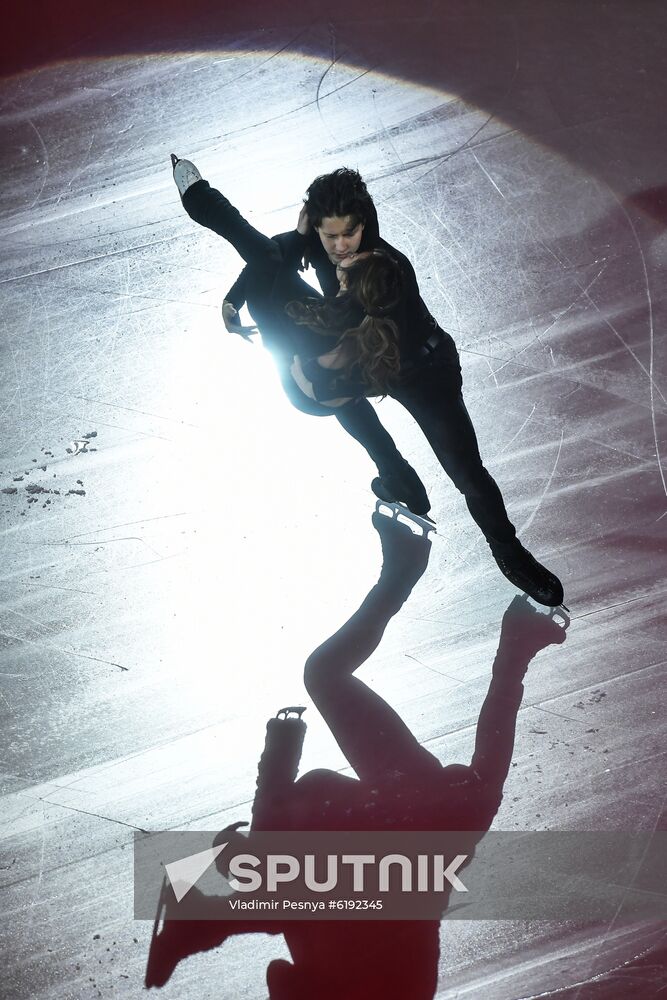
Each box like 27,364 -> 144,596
490,540 -> 565,609
371,460 -> 431,517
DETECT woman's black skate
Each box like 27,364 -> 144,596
490,540 -> 565,609
371,459 -> 431,517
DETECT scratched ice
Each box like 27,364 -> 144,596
0,14 -> 666,1000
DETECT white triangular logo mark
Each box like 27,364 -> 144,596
165,843 -> 227,902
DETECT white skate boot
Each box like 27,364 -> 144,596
171,154 -> 202,197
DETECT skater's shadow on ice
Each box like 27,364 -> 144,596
145,510 -> 568,997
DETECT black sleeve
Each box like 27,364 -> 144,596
311,249 -> 340,297
392,251 -> 441,355
224,267 -> 249,310
272,229 -> 309,270
397,252 -> 421,298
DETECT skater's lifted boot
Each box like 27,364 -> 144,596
171,155 -> 283,265
251,707 -> 307,831
210,707 -> 307,868
371,458 -> 431,518
171,154 -> 202,197
490,538 -> 565,609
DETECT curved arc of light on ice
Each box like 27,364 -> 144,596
3,48 -> 662,501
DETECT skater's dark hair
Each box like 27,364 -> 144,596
304,167 -> 375,230
286,250 -> 403,395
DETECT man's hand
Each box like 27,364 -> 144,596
222,301 -> 258,341
297,204 -> 311,236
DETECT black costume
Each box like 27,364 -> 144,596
203,182 -> 517,547
181,178 -> 564,605
183,182 -> 430,514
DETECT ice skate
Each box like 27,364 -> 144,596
374,498 -> 436,538
276,705 -> 307,720
250,706 -> 307,830
371,458 -> 431,517
490,539 -> 566,610
171,154 -> 202,197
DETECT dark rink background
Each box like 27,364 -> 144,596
1,1 -> 665,997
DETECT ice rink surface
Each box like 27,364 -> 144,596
0,1 -> 665,997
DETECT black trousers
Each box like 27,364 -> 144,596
182,181 -> 516,544
389,346 -> 516,545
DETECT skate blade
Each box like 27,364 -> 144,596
375,499 -> 436,537
551,605 -> 571,628
521,593 -> 571,627
276,706 -> 307,720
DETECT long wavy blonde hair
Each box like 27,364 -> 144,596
286,250 -> 404,395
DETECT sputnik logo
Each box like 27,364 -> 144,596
164,843 -> 228,902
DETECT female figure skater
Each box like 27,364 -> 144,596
172,158 -> 565,609
171,155 -> 430,517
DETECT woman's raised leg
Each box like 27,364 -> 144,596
180,177 -> 283,267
